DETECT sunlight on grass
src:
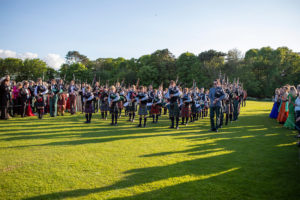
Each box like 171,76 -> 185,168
100,167 -> 240,199
0,101 -> 300,200
276,142 -> 297,147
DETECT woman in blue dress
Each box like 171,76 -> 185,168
269,88 -> 280,119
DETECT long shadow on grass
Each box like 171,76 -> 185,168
23,151 -> 240,200
1,111 -> 288,148
21,110 -> 300,200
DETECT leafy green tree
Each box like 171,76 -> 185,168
138,65 -> 159,87
16,59 -> 47,81
0,58 -> 23,78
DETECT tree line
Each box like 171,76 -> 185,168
0,47 -> 299,98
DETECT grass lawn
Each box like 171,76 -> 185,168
0,100 -> 299,200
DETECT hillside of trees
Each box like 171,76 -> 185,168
1,46 -> 299,98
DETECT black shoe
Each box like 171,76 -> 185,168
144,124 -> 146,128
114,123 -> 117,126
84,121 -> 89,123
137,124 -> 142,127
169,126 -> 174,129
110,123 -> 114,126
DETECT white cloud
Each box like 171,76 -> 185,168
0,49 -> 38,60
43,53 -> 65,70
18,52 -> 38,60
0,49 -> 17,58
0,49 -> 65,70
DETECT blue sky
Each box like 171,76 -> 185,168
0,0 -> 299,67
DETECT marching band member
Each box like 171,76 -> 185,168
180,88 -> 192,126
209,79 -> 225,132
126,85 -> 137,122
83,85 -> 94,123
108,85 -> 120,126
165,80 -> 182,129
93,82 -> 101,113
34,78 -> 48,119
150,89 -> 162,123
68,80 -> 79,115
137,86 -> 149,127
100,87 -> 109,120
49,79 -> 60,117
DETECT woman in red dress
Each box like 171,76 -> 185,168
277,86 -> 289,124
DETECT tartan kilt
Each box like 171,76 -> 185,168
117,101 -> 124,109
169,102 -> 180,117
138,104 -> 148,115
110,102 -> 119,114
85,102 -> 94,114
100,101 -> 109,111
181,104 -> 191,117
150,104 -> 161,115
128,101 -> 137,112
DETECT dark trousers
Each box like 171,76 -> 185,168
93,98 -> 99,113
49,95 -> 58,117
210,106 -> 220,130
0,101 -> 9,119
295,111 -> 300,133
233,101 -> 239,120
13,98 -> 20,116
220,107 -> 224,127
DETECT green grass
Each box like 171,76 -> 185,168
0,101 -> 299,200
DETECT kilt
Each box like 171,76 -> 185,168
128,101 -> 137,112
181,104 -> 191,118
100,101 -> 109,112
85,102 -> 94,114
35,96 -> 45,109
191,104 -> 197,113
169,102 -> 180,117
150,104 -> 161,115
200,104 -> 205,110
138,104 -> 148,115
110,102 -> 119,114
117,101 -> 123,109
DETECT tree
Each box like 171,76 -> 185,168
65,51 -> 89,65
176,52 -> 197,87
0,58 -> 23,78
138,65 -> 159,87
16,59 -> 47,81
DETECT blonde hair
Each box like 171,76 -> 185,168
110,85 -> 116,91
